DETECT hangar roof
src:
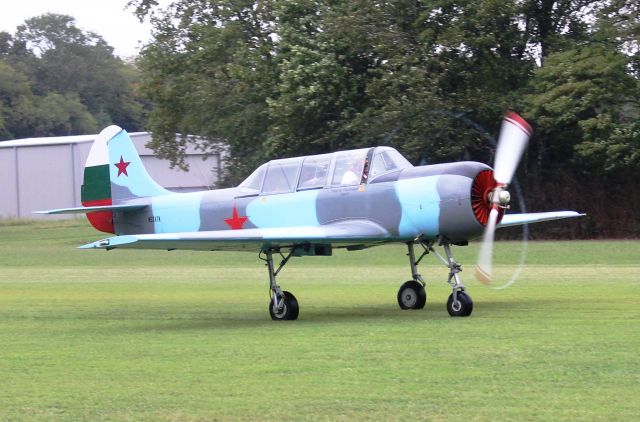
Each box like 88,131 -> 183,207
0,132 -> 218,156
0,132 -> 148,148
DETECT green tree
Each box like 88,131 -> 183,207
135,1 -> 602,167
14,14 -> 146,131
525,43 -> 639,175
266,1 -> 373,157
0,60 -> 36,139
29,92 -> 97,136
520,0 -> 595,63
0,31 -> 11,56
594,0 -> 640,76
0,60 -> 98,140
133,0 -> 638,184
0,13 -> 148,140
136,0 -> 277,181
347,0 -> 534,164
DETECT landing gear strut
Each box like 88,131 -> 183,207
397,242 -> 427,310
261,249 -> 299,321
438,242 -> 473,317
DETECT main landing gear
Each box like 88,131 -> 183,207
261,249 -> 299,321
397,239 -> 473,317
260,239 -> 473,321
397,242 -> 427,309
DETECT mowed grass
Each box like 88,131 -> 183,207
0,220 -> 638,421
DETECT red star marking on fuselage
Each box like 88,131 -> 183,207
224,204 -> 248,230
115,156 -> 131,177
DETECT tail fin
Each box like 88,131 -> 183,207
81,126 -> 170,233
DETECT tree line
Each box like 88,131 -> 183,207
131,0 -> 638,238
1,2 -> 638,237
0,13 -> 146,140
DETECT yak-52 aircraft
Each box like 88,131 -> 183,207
38,112 -> 582,320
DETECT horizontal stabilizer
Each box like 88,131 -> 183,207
34,204 -> 148,215
498,211 -> 585,228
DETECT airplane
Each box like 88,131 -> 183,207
37,112 -> 583,320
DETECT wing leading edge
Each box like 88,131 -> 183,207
498,211 -> 585,228
78,219 -> 391,252
75,212 -> 582,252
34,204 -> 148,214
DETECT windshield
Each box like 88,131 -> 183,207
239,164 -> 267,191
262,158 -> 302,194
369,147 -> 413,180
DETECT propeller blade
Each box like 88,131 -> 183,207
493,112 -> 533,186
475,207 -> 500,284
476,112 -> 532,285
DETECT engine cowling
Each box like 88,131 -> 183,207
435,163 -> 503,242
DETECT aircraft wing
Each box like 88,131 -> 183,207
498,211 -> 585,228
78,219 -> 391,252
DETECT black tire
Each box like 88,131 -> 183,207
397,280 -> 427,310
269,291 -> 299,321
446,291 -> 473,317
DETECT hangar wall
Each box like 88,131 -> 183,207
0,132 -> 224,218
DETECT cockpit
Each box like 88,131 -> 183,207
238,146 -> 413,196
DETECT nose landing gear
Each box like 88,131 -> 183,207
441,242 -> 473,317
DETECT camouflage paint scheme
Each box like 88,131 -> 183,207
40,126 -> 581,253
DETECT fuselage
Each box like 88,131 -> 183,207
111,146 -> 494,244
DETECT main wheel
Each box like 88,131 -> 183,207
397,280 -> 426,310
446,291 -> 473,317
269,291 -> 299,321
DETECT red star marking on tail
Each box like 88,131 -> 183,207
224,204 -> 248,230
115,156 -> 130,177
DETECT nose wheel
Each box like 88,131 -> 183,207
439,241 -> 473,317
447,290 -> 473,316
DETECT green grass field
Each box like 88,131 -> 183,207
1,219 -> 639,421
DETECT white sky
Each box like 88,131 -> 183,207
0,0 -> 171,58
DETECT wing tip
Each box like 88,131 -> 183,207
78,240 -> 106,249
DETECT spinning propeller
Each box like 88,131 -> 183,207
475,112 -> 532,284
